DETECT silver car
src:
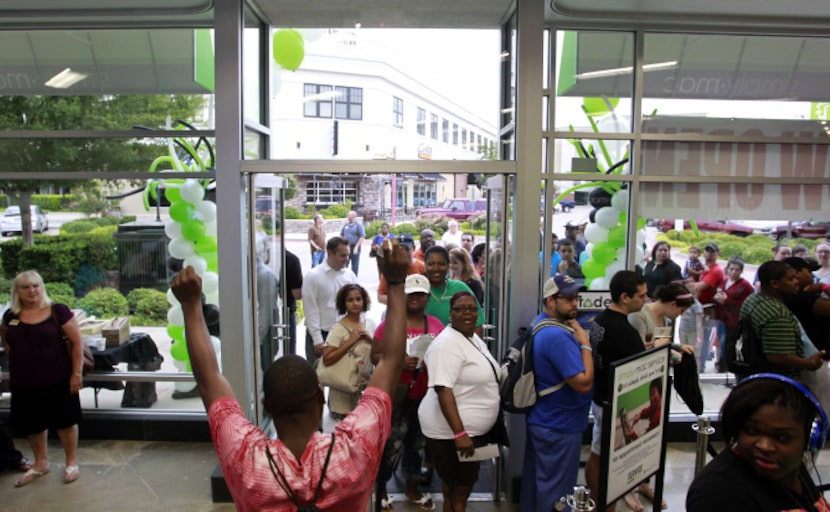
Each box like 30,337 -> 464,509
0,205 -> 49,236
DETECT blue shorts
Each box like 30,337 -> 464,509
591,401 -> 604,455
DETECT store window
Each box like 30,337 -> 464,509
453,123 -> 459,145
335,86 -> 363,120
393,96 -> 404,128
430,113 -> 439,139
306,179 -> 359,204
303,83 -> 333,118
442,119 -> 449,143
417,107 -> 427,136
413,182 -> 437,207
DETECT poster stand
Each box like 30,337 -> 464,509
595,345 -> 671,511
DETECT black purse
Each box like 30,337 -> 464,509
482,348 -> 510,447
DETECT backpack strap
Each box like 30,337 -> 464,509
532,318 -> 577,397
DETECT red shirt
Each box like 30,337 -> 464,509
374,315 -> 444,400
208,387 -> 391,511
698,263 -> 724,305
716,277 -> 754,328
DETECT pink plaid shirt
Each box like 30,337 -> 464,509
209,387 -> 391,511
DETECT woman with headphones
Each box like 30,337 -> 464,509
687,373 -> 829,511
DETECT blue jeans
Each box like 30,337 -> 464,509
699,319 -> 725,373
311,250 -> 324,268
348,244 -> 361,276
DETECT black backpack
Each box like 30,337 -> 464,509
722,315 -> 769,378
499,318 -> 572,414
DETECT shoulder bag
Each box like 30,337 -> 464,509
315,325 -> 361,393
52,305 -> 94,376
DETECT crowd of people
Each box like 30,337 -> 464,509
3,208 -> 830,511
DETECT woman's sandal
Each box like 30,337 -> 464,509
64,465 -> 80,484
380,496 -> 394,511
14,467 -> 49,488
408,492 -> 435,511
18,457 -> 32,472
623,491 -> 644,512
636,484 -> 668,509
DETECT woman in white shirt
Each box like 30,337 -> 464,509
418,291 -> 499,512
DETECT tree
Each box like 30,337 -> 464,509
0,95 -> 206,246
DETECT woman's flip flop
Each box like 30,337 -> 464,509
64,465 -> 80,484
14,467 -> 49,487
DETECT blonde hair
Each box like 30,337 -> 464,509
450,248 -> 482,284
11,270 -> 52,314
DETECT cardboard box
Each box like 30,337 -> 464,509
79,319 -> 108,336
102,317 -> 131,347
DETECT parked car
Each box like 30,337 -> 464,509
773,221 -> 830,240
417,198 -> 487,220
654,218 -> 755,237
1,205 -> 49,236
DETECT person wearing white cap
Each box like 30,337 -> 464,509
372,274 -> 443,510
521,275 -> 592,512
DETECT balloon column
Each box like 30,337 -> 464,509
550,97 -> 647,289
143,121 -> 220,391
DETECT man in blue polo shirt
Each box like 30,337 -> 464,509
521,275 -> 593,512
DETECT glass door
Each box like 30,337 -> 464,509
249,174 -> 289,423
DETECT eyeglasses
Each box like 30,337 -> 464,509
451,306 -> 478,313
554,294 -> 580,302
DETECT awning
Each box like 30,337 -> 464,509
0,28 -> 214,95
400,173 -> 447,182
558,31 -> 830,101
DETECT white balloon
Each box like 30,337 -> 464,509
167,305 -> 184,326
172,358 -> 188,372
636,229 -> 647,247
584,242 -> 594,259
589,277 -> 607,290
616,247 -> 627,260
179,179 -> 205,204
584,223 -> 609,244
271,67 -> 283,97
202,272 -> 219,294
174,380 -> 194,392
595,207 -> 619,230
168,238 -> 195,259
635,246 -> 646,262
166,288 -> 179,306
195,201 -> 216,223
203,221 -> 218,237
183,255 -> 207,276
605,259 -> 625,278
205,291 -> 220,306
210,335 -> 222,354
611,189 -> 629,212
164,220 -> 183,239
299,28 -> 325,42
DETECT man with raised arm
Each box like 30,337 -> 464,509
171,238 -> 410,510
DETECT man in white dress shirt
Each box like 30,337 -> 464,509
301,236 -> 357,365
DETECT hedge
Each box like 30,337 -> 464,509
76,287 -> 129,318
656,230 -> 821,265
0,194 -> 78,211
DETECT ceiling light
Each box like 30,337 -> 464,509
44,68 -> 88,89
576,61 -> 678,80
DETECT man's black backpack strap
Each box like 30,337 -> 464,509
265,432 -> 336,511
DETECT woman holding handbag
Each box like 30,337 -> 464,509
418,291 -> 500,512
1,270 -> 83,487
320,284 -> 376,420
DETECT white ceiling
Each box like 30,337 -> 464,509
1,0 -> 829,30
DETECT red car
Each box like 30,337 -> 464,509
417,198 -> 487,220
773,221 -> 830,240
655,219 -> 754,237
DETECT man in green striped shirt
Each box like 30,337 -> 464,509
739,260 -> 825,380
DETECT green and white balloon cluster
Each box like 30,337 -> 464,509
580,188 -> 648,290
162,178 -> 222,383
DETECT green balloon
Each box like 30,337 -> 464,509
169,202 -> 194,223
272,29 -> 305,71
170,338 -> 189,361
197,236 -> 218,253
165,186 -> 182,204
582,97 -> 619,115
637,217 -> 647,230
203,251 -> 219,272
582,258 -> 606,279
181,219 -> 206,242
592,242 -> 617,265
619,211 -> 627,225
167,324 -> 184,341
608,225 -> 626,248
584,277 -> 594,288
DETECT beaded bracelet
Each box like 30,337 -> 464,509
453,430 -> 467,439
580,345 -> 593,352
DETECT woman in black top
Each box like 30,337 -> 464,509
643,241 -> 682,298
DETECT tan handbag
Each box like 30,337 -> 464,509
315,350 -> 360,393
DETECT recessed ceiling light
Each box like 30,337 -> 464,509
45,68 -> 88,89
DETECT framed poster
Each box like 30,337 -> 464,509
598,345 -> 671,509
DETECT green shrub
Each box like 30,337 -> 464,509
88,225 -> 118,236
0,292 -> 8,306
31,194 -> 76,211
284,206 -> 308,219
319,204 -> 349,219
45,282 -> 77,308
127,288 -> 168,323
715,240 -> 747,262
414,215 -> 449,235
76,287 -> 128,318
394,223 -> 418,236
60,219 -> 97,234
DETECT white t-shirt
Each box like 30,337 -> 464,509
441,230 -> 463,247
418,326 -> 500,439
